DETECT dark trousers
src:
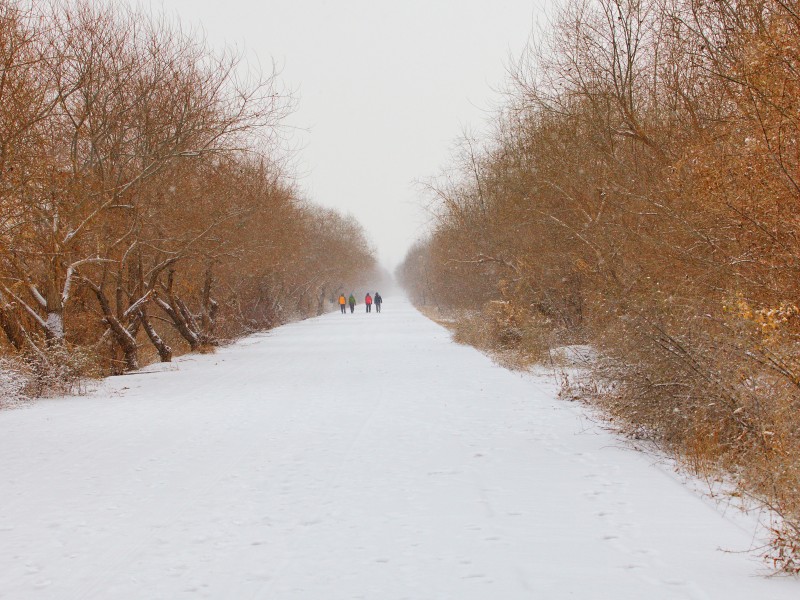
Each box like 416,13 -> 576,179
376,303 -> 381,313
349,303 -> 354,313
340,304 -> 346,314
366,304 -> 371,313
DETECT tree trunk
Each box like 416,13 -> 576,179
139,307 -> 172,362
316,286 -> 327,316
0,303 -> 26,352
88,282 -> 139,371
43,257 -> 65,343
154,293 -> 200,351
154,270 -> 201,350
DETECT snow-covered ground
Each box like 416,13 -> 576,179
0,297 -> 797,599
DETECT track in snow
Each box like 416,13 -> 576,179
0,297 -> 797,599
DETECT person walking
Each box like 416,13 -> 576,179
374,292 -> 382,313
348,293 -> 356,313
365,293 -> 373,313
338,293 -> 347,314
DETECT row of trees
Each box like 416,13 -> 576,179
399,0 -> 800,571
0,0 -> 375,381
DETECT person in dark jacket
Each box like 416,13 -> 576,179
374,292 -> 382,313
348,293 -> 356,313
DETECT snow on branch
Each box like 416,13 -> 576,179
62,257 -> 116,306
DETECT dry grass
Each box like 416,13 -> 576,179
421,302 -> 551,370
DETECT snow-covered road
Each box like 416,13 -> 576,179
0,297 -> 797,599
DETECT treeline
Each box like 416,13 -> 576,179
0,0 -> 375,385
399,0 -> 800,571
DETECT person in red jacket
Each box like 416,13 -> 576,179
365,292 -> 373,313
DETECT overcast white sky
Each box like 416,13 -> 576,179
156,0 -> 547,270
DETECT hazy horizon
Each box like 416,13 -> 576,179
153,0 -> 548,271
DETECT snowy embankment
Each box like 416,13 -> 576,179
0,297 -> 797,599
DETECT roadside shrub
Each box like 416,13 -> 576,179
446,302 -> 551,368
0,357 -> 31,408
24,345 -> 101,397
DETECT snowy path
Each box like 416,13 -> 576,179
0,298 -> 797,599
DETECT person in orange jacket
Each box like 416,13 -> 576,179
365,292 -> 373,313
338,293 -> 347,314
